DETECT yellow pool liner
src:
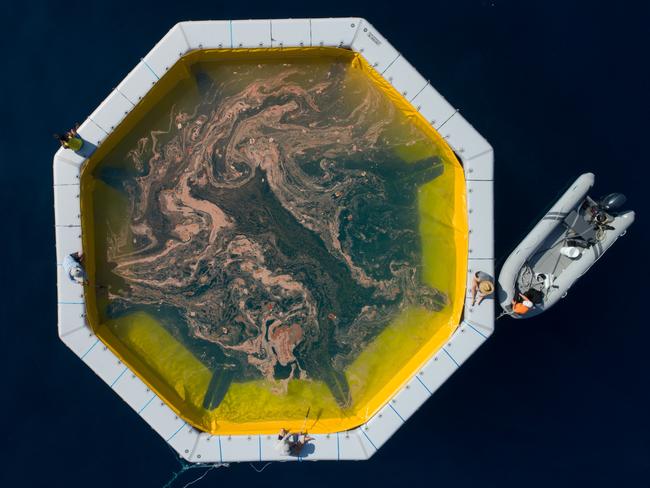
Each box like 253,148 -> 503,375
80,47 -> 467,435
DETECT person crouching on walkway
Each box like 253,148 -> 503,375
289,432 -> 314,456
63,252 -> 87,285
471,271 -> 495,306
55,123 -> 84,152
274,428 -> 315,456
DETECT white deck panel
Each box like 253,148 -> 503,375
112,373 -> 154,412
114,90 -> 135,109
168,424 -> 201,460
55,225 -> 81,265
301,433 -> 339,460
83,343 -> 126,385
56,263 -> 84,303
417,349 -> 458,394
53,153 -> 81,185
116,62 -> 158,104
390,378 -> 431,421
191,435 -> 223,463
143,24 -> 189,77
57,302 -> 87,336
231,19 -> 272,48
259,434 -> 293,462
180,21 -> 230,49
363,404 -> 404,450
463,296 -> 495,336
463,149 -> 494,181
220,435 -> 260,462
257,433 -> 337,461
77,118 -> 107,146
382,56 -> 428,100
53,184 -> 80,227
89,90 -> 133,133
271,19 -> 310,47
352,20 -> 399,73
140,398 -> 187,440
355,428 -> 377,458
54,146 -> 85,167
440,113 -> 491,160
310,18 -> 360,47
412,84 -> 456,129
61,328 -> 97,358
337,431 -> 370,460
55,273 -> 80,306
467,180 -> 494,258
444,323 -> 487,366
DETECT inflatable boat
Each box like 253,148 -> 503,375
497,173 -> 635,318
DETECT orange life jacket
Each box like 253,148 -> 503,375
513,302 -> 531,315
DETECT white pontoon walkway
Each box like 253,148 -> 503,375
53,17 -> 494,462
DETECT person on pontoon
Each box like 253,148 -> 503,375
511,292 -> 534,315
274,428 -> 292,455
289,432 -> 314,456
274,428 -> 314,456
55,123 -> 84,152
471,271 -> 495,306
63,252 -> 86,285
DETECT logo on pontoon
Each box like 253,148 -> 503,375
367,31 -> 381,45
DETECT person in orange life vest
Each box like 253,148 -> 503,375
512,292 -> 534,315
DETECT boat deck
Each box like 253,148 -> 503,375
518,204 -> 601,300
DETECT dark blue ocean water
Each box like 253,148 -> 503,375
2,1 -> 649,486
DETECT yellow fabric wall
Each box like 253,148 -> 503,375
79,48 -> 467,435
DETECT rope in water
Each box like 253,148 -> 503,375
249,462 -> 273,473
162,463 -> 224,488
162,442 -> 229,488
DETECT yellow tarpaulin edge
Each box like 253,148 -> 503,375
79,47 -> 468,435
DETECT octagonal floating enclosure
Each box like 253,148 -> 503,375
54,18 -> 494,462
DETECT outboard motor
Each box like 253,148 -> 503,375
597,193 -> 627,214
